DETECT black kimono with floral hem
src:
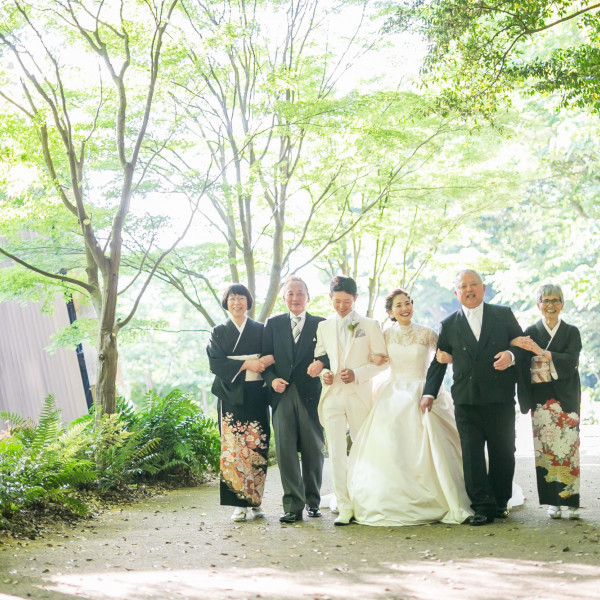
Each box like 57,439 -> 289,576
207,318 -> 270,507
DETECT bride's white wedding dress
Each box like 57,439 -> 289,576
347,322 -> 473,526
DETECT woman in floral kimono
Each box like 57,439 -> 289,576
512,284 -> 582,520
207,284 -> 272,522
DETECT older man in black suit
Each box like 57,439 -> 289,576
262,276 -> 326,524
421,269 -> 523,526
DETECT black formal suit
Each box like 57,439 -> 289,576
423,303 -> 523,517
262,312 -> 327,515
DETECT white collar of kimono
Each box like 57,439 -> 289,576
542,315 -> 562,336
231,316 -> 248,333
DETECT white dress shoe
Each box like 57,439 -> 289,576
231,507 -> 247,522
334,510 -> 354,526
568,507 -> 580,520
251,506 -> 266,518
547,505 -> 561,519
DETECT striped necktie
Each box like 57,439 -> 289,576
291,316 -> 301,344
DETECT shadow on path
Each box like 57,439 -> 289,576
2,416 -> 600,600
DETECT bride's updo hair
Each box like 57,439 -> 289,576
385,288 -> 413,321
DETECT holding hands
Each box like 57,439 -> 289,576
243,358 -> 266,373
244,354 -> 275,374
369,352 -> 389,366
511,336 -> 551,361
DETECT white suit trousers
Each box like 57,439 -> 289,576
321,384 -> 370,513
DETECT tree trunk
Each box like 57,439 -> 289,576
96,328 -> 118,415
96,254 -> 121,414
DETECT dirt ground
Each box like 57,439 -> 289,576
2,416 -> 600,600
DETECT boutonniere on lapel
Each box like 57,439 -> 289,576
348,320 -> 362,337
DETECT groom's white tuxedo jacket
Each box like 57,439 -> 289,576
314,313 -> 387,422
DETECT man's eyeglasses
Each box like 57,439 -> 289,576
541,299 -> 562,306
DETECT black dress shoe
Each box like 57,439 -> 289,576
306,507 -> 322,518
469,513 -> 494,526
496,507 -> 509,519
279,511 -> 303,524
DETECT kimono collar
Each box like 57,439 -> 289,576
230,316 -> 248,333
542,315 -> 562,337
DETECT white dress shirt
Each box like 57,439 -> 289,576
462,304 -> 483,340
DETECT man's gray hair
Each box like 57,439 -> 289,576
282,275 -> 310,300
536,284 -> 564,305
454,269 -> 483,288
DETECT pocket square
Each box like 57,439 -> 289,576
354,328 -> 366,338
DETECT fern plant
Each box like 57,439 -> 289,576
0,396 -> 96,525
83,410 -> 161,491
131,389 -> 220,484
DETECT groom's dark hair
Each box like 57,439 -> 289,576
330,275 -> 357,296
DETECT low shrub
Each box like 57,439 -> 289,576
0,396 -> 96,529
122,388 -> 220,485
0,390 -> 220,533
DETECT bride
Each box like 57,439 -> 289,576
347,288 -> 472,526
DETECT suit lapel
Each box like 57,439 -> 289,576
325,317 -> 340,368
477,303 -> 494,352
456,311 -> 477,359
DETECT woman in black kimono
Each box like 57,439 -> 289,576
512,284 -> 582,520
207,283 -> 273,522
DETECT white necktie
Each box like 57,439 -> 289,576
338,317 -> 350,346
466,308 -> 481,341
291,316 -> 301,344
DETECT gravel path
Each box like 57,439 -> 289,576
2,417 -> 600,600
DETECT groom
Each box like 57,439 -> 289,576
421,269 -> 523,526
308,275 -> 387,525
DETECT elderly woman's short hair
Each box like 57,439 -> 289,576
536,284 -> 564,305
221,283 -> 254,310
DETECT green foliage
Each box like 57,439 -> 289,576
120,389 -> 221,484
0,396 -> 96,528
45,317 -> 98,353
0,390 -> 220,531
386,0 -> 600,116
